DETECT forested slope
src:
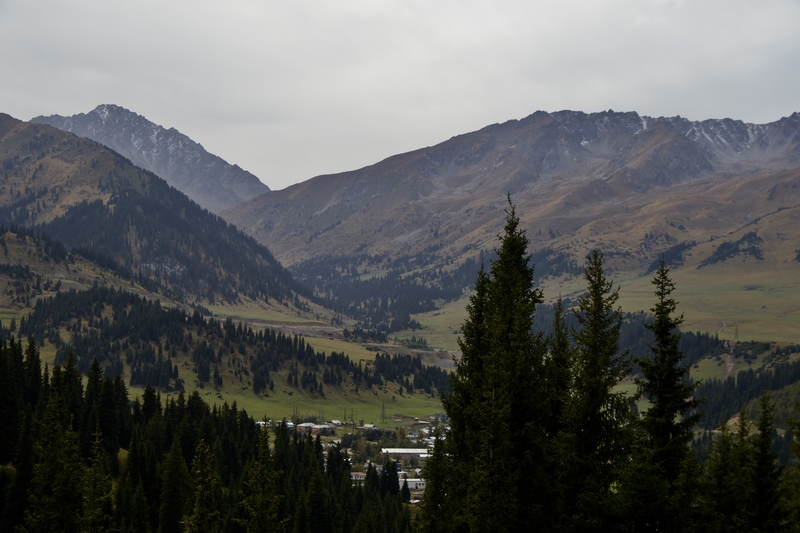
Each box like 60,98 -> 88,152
0,114 -> 302,306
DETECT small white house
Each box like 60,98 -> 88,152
401,478 -> 426,491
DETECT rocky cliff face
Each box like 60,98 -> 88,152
32,104 -> 269,213
222,109 -> 800,266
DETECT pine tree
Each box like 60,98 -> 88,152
751,393 -> 782,532
158,436 -> 190,533
637,261 -> 702,481
621,260 -> 703,530
425,198 -> 548,533
182,439 -> 222,533
237,425 -> 285,533
559,249 -> 634,531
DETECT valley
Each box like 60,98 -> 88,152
3,107 -> 800,430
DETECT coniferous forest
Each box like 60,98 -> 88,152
0,340 -> 413,533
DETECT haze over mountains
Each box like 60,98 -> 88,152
32,104 -> 269,213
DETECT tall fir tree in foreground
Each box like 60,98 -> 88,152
425,197 -> 548,533
558,249 -> 634,532
616,260 -> 703,532
638,260 -> 702,479
781,402 -> 800,532
751,393 -> 782,533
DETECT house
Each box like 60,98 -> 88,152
401,478 -> 426,491
381,448 -> 432,460
296,422 -> 335,436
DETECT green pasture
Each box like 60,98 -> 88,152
304,337 -> 381,361
397,297 -> 469,352
403,260 -> 800,354
208,301 -> 321,324
138,366 -> 443,429
618,265 -> 800,345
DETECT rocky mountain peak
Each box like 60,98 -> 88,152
32,105 -> 269,213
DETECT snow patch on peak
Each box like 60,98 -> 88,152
95,104 -> 110,123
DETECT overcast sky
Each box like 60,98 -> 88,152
2,0 -> 799,190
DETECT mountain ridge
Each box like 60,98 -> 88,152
223,109 -> 800,265
31,104 -> 270,213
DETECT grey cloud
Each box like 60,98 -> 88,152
1,0 -> 798,190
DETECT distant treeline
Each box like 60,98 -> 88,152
17,284 -> 450,398
292,245 -> 582,336
534,303 -> 728,373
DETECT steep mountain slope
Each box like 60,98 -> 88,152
31,104 -> 269,213
0,113 -> 299,307
224,110 -> 800,267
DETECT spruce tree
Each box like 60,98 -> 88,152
780,403 -> 800,532
0,341 -> 20,464
700,412 -> 754,531
183,439 -> 222,533
79,428 -> 114,533
158,436 -> 190,533
3,410 -> 34,531
21,392 -> 85,533
545,296 -> 572,438
559,249 -> 634,531
620,260 -> 703,530
637,260 -> 702,482
417,431 -> 455,533
751,393 -> 782,532
237,425 -> 285,533
22,337 -> 42,409
426,198 -> 547,533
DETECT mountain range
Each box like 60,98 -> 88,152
222,109 -> 800,266
32,104 -> 269,213
10,105 -> 800,347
